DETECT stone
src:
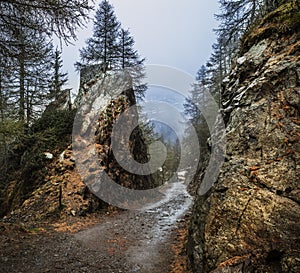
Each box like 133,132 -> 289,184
70,210 -> 76,216
236,56 -> 247,65
44,152 -> 54,160
188,27 -> 300,273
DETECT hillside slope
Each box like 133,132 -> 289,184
1,70 -> 155,226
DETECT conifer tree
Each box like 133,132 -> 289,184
5,22 -> 53,124
215,0 -> 281,48
76,1 -> 147,98
0,57 -> 12,121
118,28 -> 146,99
184,65 -> 211,163
0,0 -> 92,58
49,48 -> 68,101
119,28 -> 143,69
184,65 -> 209,126
77,0 -> 120,72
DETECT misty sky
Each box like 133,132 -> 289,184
60,0 -> 220,95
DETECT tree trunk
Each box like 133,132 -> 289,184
59,185 -> 63,209
122,31 -> 125,69
104,31 -> 107,72
0,71 -> 4,121
19,48 -> 25,124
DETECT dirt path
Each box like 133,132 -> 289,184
0,181 -> 191,273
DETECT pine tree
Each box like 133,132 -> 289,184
118,28 -> 143,69
77,0 -> 120,72
118,28 -> 146,99
0,0 -> 92,58
49,48 -> 68,101
196,65 -> 210,85
184,66 -> 211,163
215,0 -> 281,48
0,55 -> 13,121
185,66 -> 207,126
76,1 -> 147,99
5,21 -> 53,124
215,0 -> 261,45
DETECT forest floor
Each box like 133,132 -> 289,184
0,181 -> 192,273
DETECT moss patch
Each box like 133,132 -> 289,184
241,0 -> 300,52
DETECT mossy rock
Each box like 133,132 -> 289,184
241,0 -> 300,53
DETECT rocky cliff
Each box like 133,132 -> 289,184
74,70 -> 156,207
188,3 -> 300,273
1,69 -> 155,223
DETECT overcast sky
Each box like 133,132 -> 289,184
61,0 -> 220,95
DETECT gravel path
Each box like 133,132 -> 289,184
0,181 -> 191,273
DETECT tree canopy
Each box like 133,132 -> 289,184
80,0 -> 120,71
0,0 -> 93,57
76,0 -> 146,98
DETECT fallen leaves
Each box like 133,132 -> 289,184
249,166 -> 260,171
217,254 -> 251,269
106,234 -> 129,255
170,218 -> 191,273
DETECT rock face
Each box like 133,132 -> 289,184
188,12 -> 300,273
73,69 -> 157,208
45,88 -> 72,111
1,69 -> 155,222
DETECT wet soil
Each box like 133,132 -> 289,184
0,181 -> 191,273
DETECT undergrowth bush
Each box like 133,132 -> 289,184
0,109 -> 76,216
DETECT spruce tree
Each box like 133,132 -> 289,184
76,1 -> 147,98
118,28 -> 146,99
0,0 -> 92,58
49,48 -> 68,101
184,65 -> 211,163
77,0 -> 120,72
119,28 -> 143,69
215,0 -> 281,47
5,22 -> 53,124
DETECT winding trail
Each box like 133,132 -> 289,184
75,181 -> 191,272
0,181 -> 191,273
